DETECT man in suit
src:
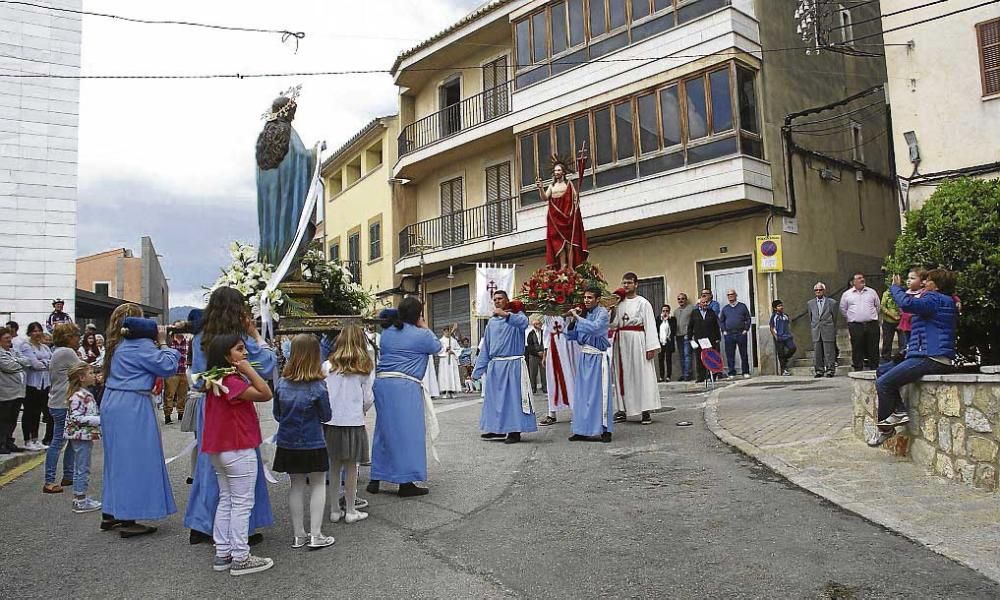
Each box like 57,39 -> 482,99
525,317 -> 547,394
688,296 -> 722,383
807,282 -> 838,377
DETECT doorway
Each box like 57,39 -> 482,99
702,258 -> 757,372
439,77 -> 462,137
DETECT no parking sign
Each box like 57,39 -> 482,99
700,348 -> 725,374
756,235 -> 783,273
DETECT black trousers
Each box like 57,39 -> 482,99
0,399 -> 21,447
848,321 -> 880,370
775,338 -> 797,372
22,385 -> 49,443
695,342 -> 720,382
658,344 -> 673,380
880,321 -> 904,361
527,354 -> 546,393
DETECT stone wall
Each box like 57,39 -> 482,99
852,371 -> 1000,492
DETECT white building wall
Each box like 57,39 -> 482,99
882,0 -> 1000,208
0,0 -> 81,326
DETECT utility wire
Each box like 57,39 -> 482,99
837,0 -> 999,44
829,0 -> 952,32
0,0 -> 305,47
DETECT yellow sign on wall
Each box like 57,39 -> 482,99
756,235 -> 783,273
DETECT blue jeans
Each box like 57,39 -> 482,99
676,336 -> 692,378
875,357 -> 953,421
724,332 -> 750,376
44,408 -> 75,485
69,439 -> 93,496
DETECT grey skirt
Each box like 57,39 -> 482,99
323,424 -> 370,464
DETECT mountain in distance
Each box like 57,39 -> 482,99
168,305 -> 201,323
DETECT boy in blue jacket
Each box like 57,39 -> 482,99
868,269 -> 957,447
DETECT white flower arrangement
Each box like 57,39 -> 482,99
211,241 -> 285,318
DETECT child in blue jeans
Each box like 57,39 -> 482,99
769,300 -> 796,376
65,364 -> 102,513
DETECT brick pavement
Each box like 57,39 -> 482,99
705,376 -> 1000,584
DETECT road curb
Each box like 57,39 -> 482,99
703,382 -> 1000,585
0,452 -> 45,486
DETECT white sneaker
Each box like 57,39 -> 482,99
742,374 -> 751,379
329,509 -> 343,523
877,412 -> 910,427
867,430 -> 894,447
307,534 -> 335,549
344,510 -> 369,524
781,370 -> 791,376
72,497 -> 102,513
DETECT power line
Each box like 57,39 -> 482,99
0,0 -> 304,47
829,0 -> 952,32
0,41 -> 893,80
838,0 -> 1000,44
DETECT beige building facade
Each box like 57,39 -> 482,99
389,0 -> 901,372
321,115 -> 409,304
881,0 -> 1000,211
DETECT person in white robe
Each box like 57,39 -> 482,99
610,272 -> 661,424
422,352 -> 440,399
437,326 -> 462,398
537,315 -> 576,426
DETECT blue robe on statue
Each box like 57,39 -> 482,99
257,127 -> 315,266
101,339 -> 180,520
473,312 -> 538,434
371,324 -> 442,484
566,307 -> 614,437
183,333 -> 276,535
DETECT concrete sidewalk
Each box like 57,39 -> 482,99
705,376 -> 1000,584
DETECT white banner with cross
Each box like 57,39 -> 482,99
474,263 -> 516,317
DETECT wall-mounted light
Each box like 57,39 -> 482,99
903,130 -> 920,166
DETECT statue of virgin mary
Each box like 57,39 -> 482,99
255,86 -> 315,267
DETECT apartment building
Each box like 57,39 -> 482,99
321,115 -> 408,303
0,1 -> 81,326
76,236 -> 169,324
881,0 -> 1000,211
390,0 -> 901,371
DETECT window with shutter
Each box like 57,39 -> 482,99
483,55 -> 509,119
485,162 -> 513,237
978,19 -> 1000,97
440,178 -> 464,247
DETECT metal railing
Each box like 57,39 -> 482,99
343,259 -> 362,286
398,197 -> 517,258
398,81 -> 512,157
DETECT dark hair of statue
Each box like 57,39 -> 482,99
201,287 -> 251,353
394,296 -> 423,330
255,98 -> 297,171
206,334 -> 244,372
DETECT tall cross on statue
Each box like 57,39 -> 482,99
486,279 -> 498,297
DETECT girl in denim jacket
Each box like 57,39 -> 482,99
273,335 -> 333,550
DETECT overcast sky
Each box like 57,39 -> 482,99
77,0 -> 487,308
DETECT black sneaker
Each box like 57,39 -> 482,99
503,432 -> 521,444
366,480 -> 381,494
164,416 -> 172,425
480,432 -> 504,439
814,372 -> 824,378
397,482 -> 429,497
189,529 -> 212,545
613,411 -> 627,423
600,432 -> 612,443
640,411 -> 652,425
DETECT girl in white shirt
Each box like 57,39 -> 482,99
322,325 -> 374,524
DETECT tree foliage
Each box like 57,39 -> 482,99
884,178 -> 1000,364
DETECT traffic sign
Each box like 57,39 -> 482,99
756,235 -> 783,273
700,348 -> 725,374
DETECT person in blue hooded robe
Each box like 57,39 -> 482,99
368,301 -> 442,497
256,92 -> 315,267
100,313 -> 180,538
566,287 -> 614,442
183,288 -> 277,545
473,291 -> 537,444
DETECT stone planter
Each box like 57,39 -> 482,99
852,371 -> 1000,492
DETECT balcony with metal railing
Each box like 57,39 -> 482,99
397,81 -> 512,158
398,197 -> 517,259
343,259 -> 362,286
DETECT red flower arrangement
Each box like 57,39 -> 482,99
516,262 -> 609,315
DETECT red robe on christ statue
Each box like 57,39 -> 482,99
545,156 -> 589,269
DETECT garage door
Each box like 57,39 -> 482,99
429,285 -> 471,340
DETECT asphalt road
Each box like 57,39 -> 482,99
0,387 -> 996,599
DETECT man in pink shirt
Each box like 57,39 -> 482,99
839,272 -> 880,371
